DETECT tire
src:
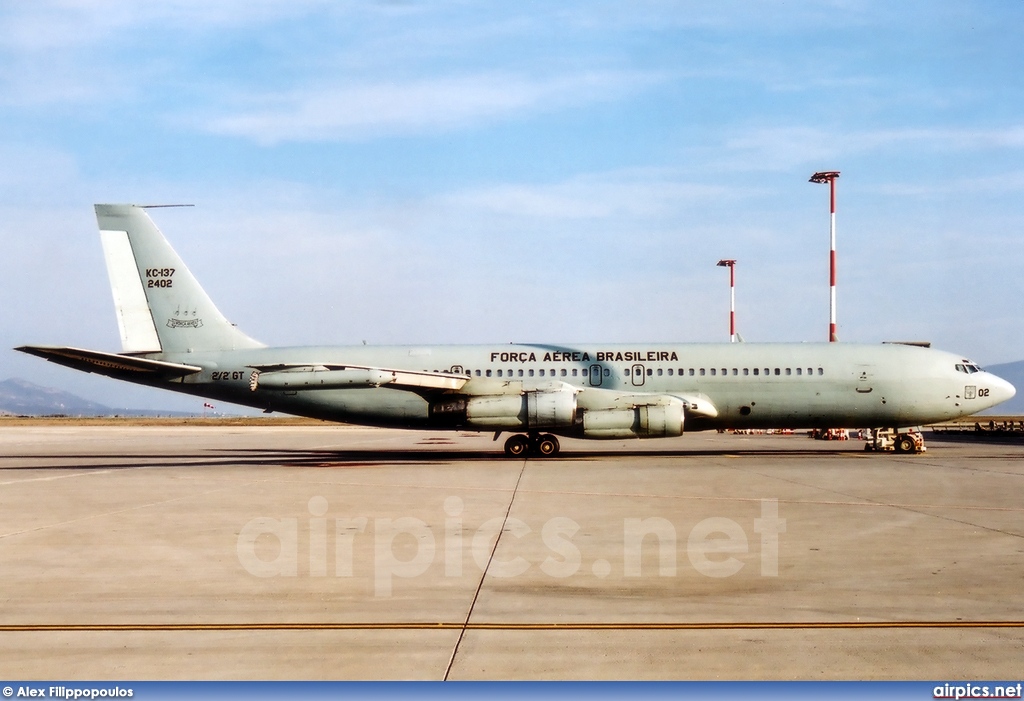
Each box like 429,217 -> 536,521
504,434 -> 530,458
895,435 -> 916,454
536,434 -> 560,457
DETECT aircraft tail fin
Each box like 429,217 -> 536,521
95,204 -> 264,355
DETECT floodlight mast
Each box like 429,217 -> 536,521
809,171 -> 840,342
716,259 -> 737,342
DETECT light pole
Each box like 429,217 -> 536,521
809,171 -> 840,342
716,259 -> 737,343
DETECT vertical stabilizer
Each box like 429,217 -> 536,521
95,204 -> 263,354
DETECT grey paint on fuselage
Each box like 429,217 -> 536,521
154,340 -> 1006,432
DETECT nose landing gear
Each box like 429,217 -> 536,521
503,433 -> 561,458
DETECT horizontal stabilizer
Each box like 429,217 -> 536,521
15,345 -> 202,379
249,363 -> 468,392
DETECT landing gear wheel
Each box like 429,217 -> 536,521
894,434 -> 916,454
535,434 -> 560,457
504,434 -> 530,457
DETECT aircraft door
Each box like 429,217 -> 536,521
631,364 -> 646,387
589,364 -> 603,387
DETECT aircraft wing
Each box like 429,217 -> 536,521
248,363 -> 469,392
15,345 -> 202,379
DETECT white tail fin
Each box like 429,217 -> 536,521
95,204 -> 263,354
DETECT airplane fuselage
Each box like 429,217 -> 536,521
150,341 -> 1006,434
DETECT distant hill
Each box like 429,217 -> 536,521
0,378 -> 114,416
0,378 -> 196,417
984,360 -> 1024,415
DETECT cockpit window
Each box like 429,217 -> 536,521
956,361 -> 983,374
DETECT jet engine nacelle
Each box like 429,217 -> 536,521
580,398 -> 685,439
253,367 -> 394,390
434,386 -> 578,430
464,395 -> 523,428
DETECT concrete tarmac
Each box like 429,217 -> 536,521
1,424 -> 1022,680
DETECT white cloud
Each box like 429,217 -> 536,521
440,169 -> 736,221
864,170 -> 1024,197
0,0 -> 394,107
719,124 -> 1024,171
200,70 -> 664,144
0,0 -> 335,52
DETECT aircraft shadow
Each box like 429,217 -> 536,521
1,446 -> 865,470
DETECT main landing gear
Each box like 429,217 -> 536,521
502,433 -> 561,458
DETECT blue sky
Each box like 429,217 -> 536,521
2,1 -> 1022,411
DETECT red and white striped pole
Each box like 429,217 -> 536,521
717,259 -> 736,342
810,171 -> 840,342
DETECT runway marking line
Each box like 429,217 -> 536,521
3,621 -> 1023,632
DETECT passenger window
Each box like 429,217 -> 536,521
475,369 -> 481,377
528,369 -> 535,377
657,368 -> 663,376
689,368 -> 695,376
604,368 -> 610,377
700,368 -> 706,376
743,368 -> 749,376
785,368 -> 791,376
732,368 -> 738,376
539,369 -> 545,377
647,368 -> 653,376
572,369 -> 578,377
710,368 -> 716,376
486,370 -> 492,377
774,368 -> 780,376
561,369 -> 567,377
581,368 -> 588,377
753,368 -> 759,376
796,368 -> 802,376
497,369 -> 503,377
667,369 -> 674,376
818,368 -> 823,375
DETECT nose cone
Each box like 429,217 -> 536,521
985,373 -> 1016,408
